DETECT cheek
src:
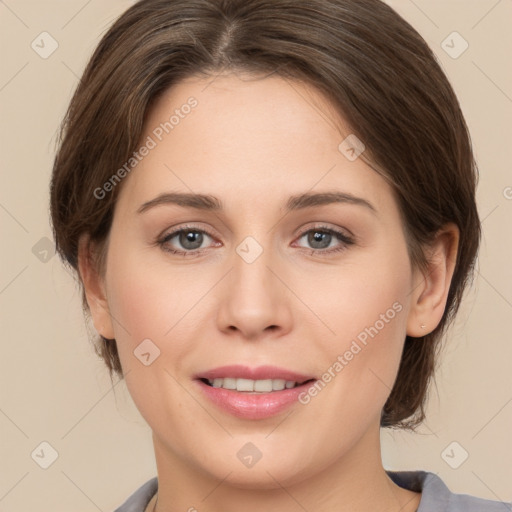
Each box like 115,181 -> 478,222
103,243 -> 235,415
295,247 -> 412,416
103,248 -> 204,428
104,246 -> 207,346
306,245 -> 411,352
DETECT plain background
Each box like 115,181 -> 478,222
1,0 -> 511,510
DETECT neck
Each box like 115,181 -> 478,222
149,424 -> 420,512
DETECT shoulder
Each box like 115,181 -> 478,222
386,470 -> 511,512
112,477 -> 158,512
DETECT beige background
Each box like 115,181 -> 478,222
1,0 -> 511,510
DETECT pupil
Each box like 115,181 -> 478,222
181,230 -> 202,249
310,231 -> 330,249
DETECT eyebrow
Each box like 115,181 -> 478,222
137,191 -> 377,215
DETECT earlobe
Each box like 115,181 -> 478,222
406,223 -> 459,338
77,235 -> 115,339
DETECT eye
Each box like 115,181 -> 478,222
293,225 -> 355,255
157,225 -> 218,256
157,223 -> 355,257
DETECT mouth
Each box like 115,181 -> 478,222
194,365 -> 317,419
199,377 -> 315,393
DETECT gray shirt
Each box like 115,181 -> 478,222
113,470 -> 510,511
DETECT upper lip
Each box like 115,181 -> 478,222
195,365 -> 316,383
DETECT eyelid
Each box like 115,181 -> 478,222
294,222 -> 355,241
158,222 -> 218,241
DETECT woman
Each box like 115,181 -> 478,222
49,0 -> 508,510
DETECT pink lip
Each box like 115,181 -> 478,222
195,365 -> 315,382
194,365 -> 317,420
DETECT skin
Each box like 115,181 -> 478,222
79,72 -> 458,512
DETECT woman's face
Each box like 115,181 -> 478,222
96,73 -> 421,487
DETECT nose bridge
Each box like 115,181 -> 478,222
231,232 -> 278,305
215,231 -> 292,338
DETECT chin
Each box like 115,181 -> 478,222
194,446 -> 314,490
219,464 -> 310,491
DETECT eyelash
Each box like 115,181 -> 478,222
157,224 -> 355,257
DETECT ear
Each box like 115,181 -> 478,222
77,234 -> 115,339
406,223 -> 459,337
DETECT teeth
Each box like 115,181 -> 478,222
222,377 -> 236,390
237,378 -> 255,392
208,378 -> 299,392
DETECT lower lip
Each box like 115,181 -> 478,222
196,379 -> 316,420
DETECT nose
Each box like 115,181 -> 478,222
216,242 -> 293,341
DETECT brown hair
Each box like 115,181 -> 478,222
50,0 -> 480,429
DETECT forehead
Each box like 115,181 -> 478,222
147,72 -> 346,159
115,73 -> 395,218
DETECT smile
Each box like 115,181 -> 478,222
203,377 -> 309,392
195,365 -> 317,419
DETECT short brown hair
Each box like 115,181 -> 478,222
50,0 -> 480,429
